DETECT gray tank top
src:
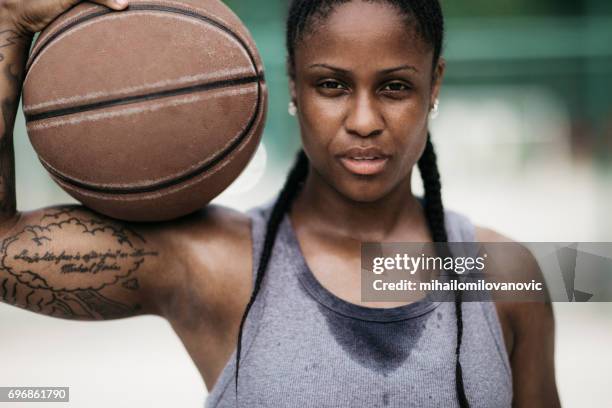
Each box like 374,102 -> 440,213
205,199 -> 512,407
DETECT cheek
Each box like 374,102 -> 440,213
297,89 -> 344,155
386,103 -> 430,171
388,99 -> 429,137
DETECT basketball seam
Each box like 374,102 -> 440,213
48,118 -> 257,202
27,4 -> 105,68
34,86 -> 258,184
24,67 -> 253,112
40,81 -> 263,195
25,10 -> 257,110
27,85 -> 257,131
25,75 -> 262,122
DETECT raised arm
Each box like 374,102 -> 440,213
0,0 -> 177,320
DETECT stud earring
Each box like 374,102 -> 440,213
430,99 -> 440,120
288,101 -> 297,116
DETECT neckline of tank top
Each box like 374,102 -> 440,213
279,213 -> 442,323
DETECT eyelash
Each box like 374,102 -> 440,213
316,80 -> 412,95
382,82 -> 411,92
318,80 -> 346,90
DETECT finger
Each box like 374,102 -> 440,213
89,0 -> 129,11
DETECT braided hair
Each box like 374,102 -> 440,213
236,1 -> 470,407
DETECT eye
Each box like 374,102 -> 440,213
318,80 -> 347,91
381,81 -> 411,92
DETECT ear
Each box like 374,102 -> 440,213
430,57 -> 446,108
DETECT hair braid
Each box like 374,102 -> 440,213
234,150 -> 309,400
417,135 -> 447,242
418,134 -> 470,408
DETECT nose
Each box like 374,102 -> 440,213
344,91 -> 384,138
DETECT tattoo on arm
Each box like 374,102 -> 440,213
0,30 -> 23,62
0,207 -> 159,319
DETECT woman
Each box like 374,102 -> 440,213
0,0 -> 560,406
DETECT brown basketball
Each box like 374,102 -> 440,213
22,0 -> 267,222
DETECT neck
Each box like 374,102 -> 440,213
292,165 -> 425,241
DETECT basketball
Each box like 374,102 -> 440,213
22,0 -> 267,222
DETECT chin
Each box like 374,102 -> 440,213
334,177 -> 393,203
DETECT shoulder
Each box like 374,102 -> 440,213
473,225 -> 544,288
474,229 -> 559,405
153,204 -> 254,326
176,203 -> 253,284
174,204 -> 253,245
473,225 -> 555,366
445,213 -> 559,403
155,204 -> 253,276
474,226 -> 541,281
474,225 -> 512,243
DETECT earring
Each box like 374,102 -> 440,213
430,99 -> 440,120
288,101 -> 297,116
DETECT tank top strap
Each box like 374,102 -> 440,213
246,198 -> 276,289
204,204 -> 273,405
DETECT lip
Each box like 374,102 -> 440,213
337,146 -> 390,176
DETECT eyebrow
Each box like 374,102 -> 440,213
308,63 -> 418,74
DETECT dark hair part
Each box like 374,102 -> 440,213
236,2 -> 469,408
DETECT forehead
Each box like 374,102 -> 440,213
296,1 -> 432,73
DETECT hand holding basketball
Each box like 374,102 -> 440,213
2,0 -> 127,35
